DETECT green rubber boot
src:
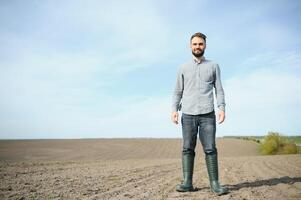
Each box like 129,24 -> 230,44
176,152 -> 195,192
205,153 -> 229,195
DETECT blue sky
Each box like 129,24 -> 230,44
0,0 -> 300,139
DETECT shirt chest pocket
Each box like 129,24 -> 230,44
200,68 -> 214,83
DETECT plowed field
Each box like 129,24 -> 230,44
0,138 -> 300,199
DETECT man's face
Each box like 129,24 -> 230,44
190,36 -> 206,58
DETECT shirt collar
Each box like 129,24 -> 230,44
193,56 -> 205,64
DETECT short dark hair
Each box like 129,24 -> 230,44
190,32 -> 207,42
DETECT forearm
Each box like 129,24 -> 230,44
172,67 -> 184,112
216,91 -> 225,111
214,64 -> 226,111
171,92 -> 182,112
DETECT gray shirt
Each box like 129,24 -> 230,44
172,57 -> 225,115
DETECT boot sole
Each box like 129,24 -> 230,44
176,186 -> 195,192
176,188 -> 195,192
210,188 -> 229,196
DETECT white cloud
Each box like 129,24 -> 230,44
0,0 -> 176,78
240,51 -> 301,72
0,94 -> 181,139
89,96 -> 181,138
218,54 -> 301,136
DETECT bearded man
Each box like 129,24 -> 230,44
171,32 -> 229,195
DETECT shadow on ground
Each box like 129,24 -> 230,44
227,176 -> 301,191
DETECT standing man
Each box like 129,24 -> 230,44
171,32 -> 229,195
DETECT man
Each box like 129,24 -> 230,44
171,32 -> 229,195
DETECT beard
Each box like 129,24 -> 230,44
192,49 -> 204,58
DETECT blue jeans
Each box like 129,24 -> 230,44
181,111 -> 217,155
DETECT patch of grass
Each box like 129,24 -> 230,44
223,136 -> 262,143
287,136 -> 301,145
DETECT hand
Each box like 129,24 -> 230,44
171,111 -> 179,124
218,110 -> 225,124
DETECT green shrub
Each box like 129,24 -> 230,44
260,138 -> 278,155
279,142 -> 298,154
259,131 -> 298,155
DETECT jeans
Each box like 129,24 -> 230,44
181,111 -> 217,155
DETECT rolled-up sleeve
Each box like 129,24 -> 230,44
214,64 -> 226,111
171,67 -> 184,112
